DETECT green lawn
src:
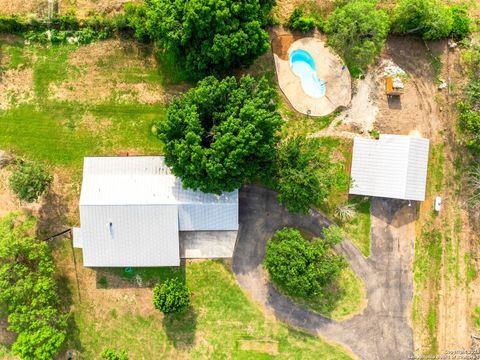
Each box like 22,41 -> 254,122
341,196 -> 372,257
0,40 -> 166,170
281,266 -> 366,321
59,255 -> 353,359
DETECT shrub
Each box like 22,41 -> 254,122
157,75 -> 283,194
286,8 -> 316,32
153,278 -> 190,314
0,213 -> 67,360
0,16 -> 28,33
9,160 -> 52,203
391,0 -> 453,40
458,102 -> 480,151
450,6 -> 471,41
264,227 -> 347,298
101,348 -> 129,360
326,0 -> 389,73
334,203 -> 357,222
124,2 -> 150,41
145,0 -> 273,76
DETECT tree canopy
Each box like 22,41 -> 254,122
157,75 -> 283,194
145,0 -> 273,75
264,227 -> 347,298
0,213 -> 67,360
274,136 -> 350,214
391,0 -> 453,40
326,0 -> 389,74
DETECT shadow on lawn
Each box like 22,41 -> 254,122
163,308 -> 197,349
55,274 -> 85,357
95,261 -> 187,289
36,189 -> 69,239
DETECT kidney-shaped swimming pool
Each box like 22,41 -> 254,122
289,49 -> 326,98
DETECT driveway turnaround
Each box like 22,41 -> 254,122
233,185 -> 415,360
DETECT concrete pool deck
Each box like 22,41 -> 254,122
273,36 -> 351,117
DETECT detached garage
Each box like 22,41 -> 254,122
73,156 -> 238,267
349,134 -> 430,201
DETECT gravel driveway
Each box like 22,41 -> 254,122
233,185 -> 415,360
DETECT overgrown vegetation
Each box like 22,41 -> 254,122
0,213 -> 67,360
144,0 -> 273,76
157,75 -> 282,194
101,348 -> 129,360
0,12 -> 138,45
326,0 -> 389,76
339,197 -> 371,257
391,0 -> 471,40
153,278 -> 191,314
285,7 -> 324,32
9,160 -> 52,202
273,136 -> 349,214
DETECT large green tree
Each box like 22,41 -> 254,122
145,0 -> 273,75
326,0 -> 389,74
264,227 -> 347,298
0,213 -> 67,360
391,0 -> 453,40
157,75 -> 283,194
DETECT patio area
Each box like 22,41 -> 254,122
273,34 -> 352,117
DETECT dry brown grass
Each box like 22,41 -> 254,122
0,68 -> 34,110
0,0 -> 142,18
49,39 -> 167,104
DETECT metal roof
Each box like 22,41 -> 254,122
349,134 -> 429,201
80,156 -> 238,206
76,156 -> 239,267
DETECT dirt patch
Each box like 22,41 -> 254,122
374,37 -> 444,140
274,0 -> 336,23
49,39 -> 167,104
238,339 -> 279,355
77,111 -> 112,134
0,0 -> 142,18
270,28 -> 305,60
0,68 -> 34,110
336,72 -> 379,134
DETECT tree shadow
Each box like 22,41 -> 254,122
36,189 -> 69,239
54,274 -> 85,357
94,261 -> 187,289
162,308 -> 197,349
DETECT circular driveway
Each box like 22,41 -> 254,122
233,185 -> 415,360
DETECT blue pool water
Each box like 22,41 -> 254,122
289,49 -> 326,98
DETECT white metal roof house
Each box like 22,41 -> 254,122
349,134 -> 429,201
73,156 -> 238,267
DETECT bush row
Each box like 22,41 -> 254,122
0,3 -> 149,43
458,45 -> 480,153
285,0 -> 472,41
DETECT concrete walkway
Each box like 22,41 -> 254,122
233,185 -> 415,360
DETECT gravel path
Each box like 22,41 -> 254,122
233,185 -> 415,360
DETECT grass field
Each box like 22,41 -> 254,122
0,39 -> 167,171
51,240 -> 354,359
